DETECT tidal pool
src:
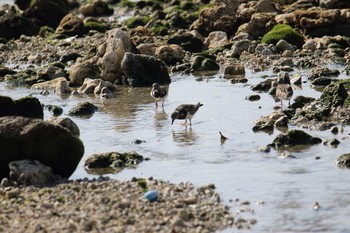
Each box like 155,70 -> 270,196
1,67 -> 350,232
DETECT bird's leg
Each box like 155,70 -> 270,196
161,99 -> 164,107
155,101 -> 158,108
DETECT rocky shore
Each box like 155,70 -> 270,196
2,0 -> 350,232
0,177 -> 247,233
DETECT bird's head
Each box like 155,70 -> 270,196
197,102 -> 203,108
152,83 -> 160,89
171,111 -> 178,125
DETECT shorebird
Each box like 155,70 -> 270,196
276,72 -> 293,107
150,83 -> 167,108
171,102 -> 203,126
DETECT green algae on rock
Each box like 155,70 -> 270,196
261,24 -> 304,48
84,151 -> 146,175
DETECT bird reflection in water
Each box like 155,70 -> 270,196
154,109 -> 168,129
172,128 -> 199,145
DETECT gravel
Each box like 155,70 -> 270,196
0,177 -> 242,233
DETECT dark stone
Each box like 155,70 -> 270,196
0,66 -> 16,77
167,33 -> 204,53
0,96 -> 44,119
56,13 -> 85,37
290,95 -> 315,109
190,55 -> 219,72
0,13 -> 39,40
0,116 -> 84,179
311,77 -> 335,86
271,129 -> 322,148
68,102 -> 98,117
121,52 -> 170,87
15,0 -> 31,10
22,0 -> 69,28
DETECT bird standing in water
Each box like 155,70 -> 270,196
276,72 -> 293,108
171,102 -> 203,126
150,83 -> 167,108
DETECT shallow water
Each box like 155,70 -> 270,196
1,67 -> 350,232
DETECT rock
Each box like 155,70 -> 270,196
271,129 -> 322,148
45,105 -> 63,117
276,39 -> 294,52
31,77 -> 68,90
79,0 -> 114,17
224,64 -> 245,77
22,0 -> 69,28
97,28 -> 139,84
307,67 -> 340,80
55,79 -> 71,94
303,39 -> 317,51
190,1 -> 239,36
68,102 -> 98,117
155,44 -> 184,66
167,32 -> 204,52
290,95 -> 315,109
237,12 -> 276,39
144,190 -> 158,202
56,13 -> 85,37
323,138 -> 340,147
0,116 -> 84,179
336,153 -> 350,168
84,151 -> 145,174
0,95 -> 43,119
204,31 -> 229,49
0,13 -> 39,40
100,87 -> 113,99
245,95 -> 261,101
8,160 -> 63,186
261,24 -> 305,48
319,82 -> 348,107
121,52 -> 171,87
274,116 -> 289,127
190,55 -> 219,72
311,77 -> 334,86
77,78 -> 101,94
69,60 -> 100,86
47,117 -> 80,137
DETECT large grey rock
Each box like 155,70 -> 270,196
97,28 -> 139,84
121,52 -> 170,87
69,60 -> 100,86
0,116 -> 84,179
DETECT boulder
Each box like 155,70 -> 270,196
56,13 -> 85,37
68,102 -> 98,117
77,78 -> 115,95
204,31 -> 229,49
190,55 -> 219,72
0,116 -> 84,179
121,52 -> 170,87
22,0 -> 69,28
155,44 -> 184,66
167,32 -> 204,53
261,24 -> 304,48
47,117 -> 80,137
31,77 -> 68,90
0,13 -> 39,40
319,82 -> 348,107
0,96 -> 43,119
69,60 -> 100,86
271,129 -> 322,148
97,28 -> 140,84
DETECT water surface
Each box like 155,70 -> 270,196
1,68 -> 350,232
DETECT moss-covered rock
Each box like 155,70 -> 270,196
124,16 -> 151,29
84,21 -> 109,33
84,151 -> 146,174
261,24 -> 304,48
319,82 -> 348,107
271,129 -> 322,148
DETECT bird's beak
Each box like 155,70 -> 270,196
171,118 -> 175,125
